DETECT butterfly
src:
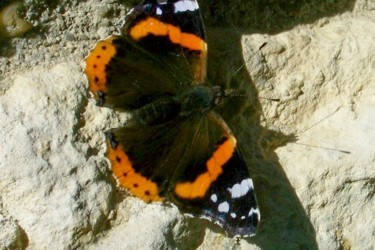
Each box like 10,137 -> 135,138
85,0 -> 260,237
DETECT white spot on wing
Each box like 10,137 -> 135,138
218,201 -> 230,213
174,0 -> 199,13
241,216 -> 245,220
156,7 -> 162,15
230,213 -> 236,218
210,194 -> 218,203
248,207 -> 260,218
228,178 -> 254,198
191,0 -> 199,10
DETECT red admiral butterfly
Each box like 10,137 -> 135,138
85,0 -> 260,237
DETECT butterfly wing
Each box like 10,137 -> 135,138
106,111 -> 259,236
123,0 -> 207,83
169,112 -> 260,237
85,0 -> 207,110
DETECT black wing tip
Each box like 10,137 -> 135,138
192,208 -> 260,238
225,217 -> 260,238
230,225 -> 258,238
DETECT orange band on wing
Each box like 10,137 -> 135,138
107,141 -> 162,202
85,36 -> 118,96
174,136 -> 237,199
129,17 -> 206,52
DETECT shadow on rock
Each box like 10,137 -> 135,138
195,0 -> 356,248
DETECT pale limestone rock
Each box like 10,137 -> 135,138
245,11 -> 375,250
0,64 -> 114,248
0,213 -> 26,249
0,1 -> 374,249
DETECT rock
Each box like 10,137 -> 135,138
0,64 -> 114,248
0,0 -> 374,249
245,10 -> 375,250
0,213 -> 27,249
0,1 -> 32,38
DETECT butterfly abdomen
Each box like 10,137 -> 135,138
133,98 -> 180,125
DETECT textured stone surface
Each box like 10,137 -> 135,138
0,0 -> 374,249
0,212 -> 27,249
0,64 -> 115,249
245,9 -> 375,250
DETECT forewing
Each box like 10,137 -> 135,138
85,0 -> 207,110
122,0 -> 207,83
85,36 -> 182,110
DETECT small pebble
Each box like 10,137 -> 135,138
0,1 -> 32,37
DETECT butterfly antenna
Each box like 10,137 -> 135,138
298,106 -> 340,134
294,106 -> 351,154
260,101 -> 351,154
225,41 -> 272,100
229,41 -> 268,81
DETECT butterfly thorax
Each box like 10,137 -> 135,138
177,85 -> 223,117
